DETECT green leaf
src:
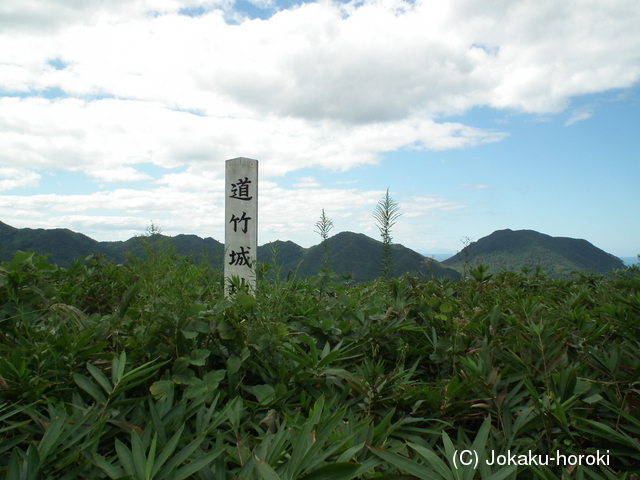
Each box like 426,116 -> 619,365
337,443 -> 366,464
7,449 -> 20,480
115,438 -> 136,477
407,443 -> 453,480
483,465 -> 518,480
583,393 -> 603,404
186,349 -> 211,366
439,302 -> 453,314
112,359 -> 166,397
157,435 -> 220,479
174,450 -> 222,480
173,357 -> 191,375
115,351 -> 127,384
368,446 -> 446,480
150,380 -> 175,398
298,463 -> 361,480
181,329 -> 199,340
145,434 -> 157,480
227,355 -> 242,374
0,435 -> 28,457
243,384 -> 275,404
38,411 -> 66,460
236,291 -> 257,310
218,322 -> 236,340
26,443 -> 41,479
87,363 -> 113,395
203,370 -> 226,385
151,424 -> 185,478
92,452 -> 126,479
254,454 -> 282,480
73,373 -> 107,405
172,374 -> 199,386
184,380 -> 210,399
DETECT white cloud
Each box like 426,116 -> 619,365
0,0 -> 231,34
565,108 -> 594,126
0,176 -> 465,248
0,167 -> 41,191
1,0 -> 639,249
0,97 -> 505,181
401,195 -> 466,218
1,0 -> 637,181
293,176 -> 321,188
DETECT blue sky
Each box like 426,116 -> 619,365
0,0 -> 639,258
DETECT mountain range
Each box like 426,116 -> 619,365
0,221 -> 628,280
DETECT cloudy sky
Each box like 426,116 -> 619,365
1,0 -> 639,258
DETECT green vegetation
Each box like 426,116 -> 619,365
315,209 -> 334,274
373,188 -> 402,281
1,230 -> 639,479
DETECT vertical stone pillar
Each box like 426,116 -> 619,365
224,157 -> 258,296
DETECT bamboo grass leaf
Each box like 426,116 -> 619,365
112,359 -> 167,398
285,404 -> 324,479
92,452 -> 127,479
337,443 -> 366,463
482,465 -> 518,480
254,453 -> 282,480
74,373 -> 107,406
408,443 -> 454,480
297,462 -> 361,480
130,431 -> 148,480
157,435 -> 220,478
26,443 -> 41,480
173,450 -> 223,480
145,433 -> 157,480
7,449 -> 21,480
151,424 -> 185,478
87,362 -> 113,395
368,446 -> 446,480
115,438 -> 136,477
37,411 -> 66,461
0,435 -> 28,457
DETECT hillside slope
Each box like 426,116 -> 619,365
0,221 -> 121,265
259,231 -> 460,282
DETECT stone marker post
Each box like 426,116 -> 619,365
224,157 -> 258,296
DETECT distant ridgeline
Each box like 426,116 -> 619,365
0,221 -> 459,282
442,229 -> 626,277
0,221 -> 628,280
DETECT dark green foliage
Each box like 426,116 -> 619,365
260,232 -> 460,283
1,240 -> 639,479
315,209 -> 334,273
373,188 -> 402,281
0,220 -> 123,267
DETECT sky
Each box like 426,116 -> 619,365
1,0 -> 639,259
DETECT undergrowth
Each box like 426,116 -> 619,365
1,238 -> 639,479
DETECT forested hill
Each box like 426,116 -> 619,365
257,231 -> 460,282
0,221 -> 120,265
0,221 -> 459,282
1,221 -> 626,279
442,228 -> 626,277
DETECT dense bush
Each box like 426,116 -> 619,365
1,241 -> 639,479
